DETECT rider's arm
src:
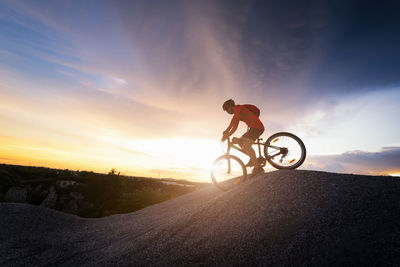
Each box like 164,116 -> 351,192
226,107 -> 240,136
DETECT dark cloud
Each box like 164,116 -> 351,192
308,0 -> 400,92
218,0 -> 400,96
305,146 -> 400,174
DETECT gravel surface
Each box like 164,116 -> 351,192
0,170 -> 399,266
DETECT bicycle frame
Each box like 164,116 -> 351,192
225,137 -> 286,161
212,132 -> 306,190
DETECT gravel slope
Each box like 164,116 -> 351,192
0,170 -> 399,266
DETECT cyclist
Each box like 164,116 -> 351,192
221,99 -> 265,176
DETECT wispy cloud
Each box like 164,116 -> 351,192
305,147 -> 400,175
1,0 -> 399,179
0,0 -> 250,141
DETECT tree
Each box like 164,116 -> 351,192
108,168 -> 120,176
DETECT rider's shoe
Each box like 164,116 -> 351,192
251,166 -> 264,177
246,157 -> 265,168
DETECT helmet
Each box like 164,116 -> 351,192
222,99 -> 235,111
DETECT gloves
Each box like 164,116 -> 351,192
221,130 -> 229,142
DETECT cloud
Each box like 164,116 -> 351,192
212,0 -> 400,122
1,0 -> 399,179
304,147 -> 400,175
0,0 -> 253,140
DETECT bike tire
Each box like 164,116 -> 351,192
210,155 -> 247,191
264,132 -> 306,169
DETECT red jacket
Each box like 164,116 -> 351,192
227,105 -> 264,136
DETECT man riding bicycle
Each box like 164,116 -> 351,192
221,99 -> 265,176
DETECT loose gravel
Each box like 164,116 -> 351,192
0,170 -> 399,266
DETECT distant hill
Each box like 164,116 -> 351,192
0,164 -> 208,217
0,170 -> 398,265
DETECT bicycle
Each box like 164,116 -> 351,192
210,132 -> 306,191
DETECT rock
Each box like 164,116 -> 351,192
59,194 -> 69,205
29,185 -> 49,205
56,180 -> 78,188
34,185 -> 42,192
65,200 -> 79,212
56,192 -> 84,213
69,192 -> 84,201
5,187 -> 27,203
40,186 -> 58,208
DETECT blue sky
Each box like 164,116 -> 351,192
0,0 -> 399,179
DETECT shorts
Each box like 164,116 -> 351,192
241,127 -> 264,141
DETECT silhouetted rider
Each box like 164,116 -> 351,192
221,99 -> 265,176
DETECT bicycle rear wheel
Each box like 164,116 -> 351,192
264,132 -> 306,169
210,155 -> 247,191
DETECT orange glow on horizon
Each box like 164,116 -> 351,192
0,134 -> 222,182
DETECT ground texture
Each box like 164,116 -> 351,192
0,170 -> 399,266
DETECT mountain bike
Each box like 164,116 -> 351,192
210,132 -> 306,191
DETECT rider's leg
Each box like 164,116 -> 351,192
242,138 -> 261,169
238,141 -> 253,167
240,127 -> 264,168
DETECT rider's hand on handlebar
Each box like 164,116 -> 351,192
221,130 -> 229,142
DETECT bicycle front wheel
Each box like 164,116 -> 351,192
264,132 -> 306,169
210,155 -> 247,191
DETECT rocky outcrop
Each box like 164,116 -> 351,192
0,170 -> 398,266
58,191 -> 84,212
69,191 -> 84,201
3,181 -> 84,213
56,180 -> 79,188
5,187 -> 27,202
40,186 -> 58,208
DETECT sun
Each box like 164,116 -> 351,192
125,138 -> 223,179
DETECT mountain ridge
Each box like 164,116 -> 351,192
0,170 -> 399,265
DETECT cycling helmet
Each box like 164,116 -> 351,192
222,99 -> 235,111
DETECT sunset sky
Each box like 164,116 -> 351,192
1,0 -> 399,181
